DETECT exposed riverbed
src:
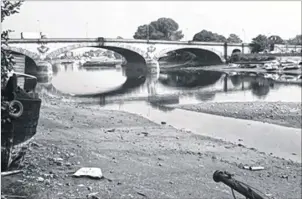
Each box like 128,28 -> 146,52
2,95 -> 301,199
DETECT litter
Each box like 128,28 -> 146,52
73,167 -> 103,179
243,166 -> 265,171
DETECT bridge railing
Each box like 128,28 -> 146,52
4,38 -> 250,46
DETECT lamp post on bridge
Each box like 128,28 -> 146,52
241,29 -> 246,43
37,20 -> 41,33
85,22 -> 88,38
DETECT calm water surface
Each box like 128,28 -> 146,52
49,63 -> 301,104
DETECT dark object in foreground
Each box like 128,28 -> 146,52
1,73 -> 42,171
213,170 -> 265,199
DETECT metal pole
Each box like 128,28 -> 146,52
86,22 -> 88,38
37,20 -> 41,33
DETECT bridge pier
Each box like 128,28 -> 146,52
122,58 -> 159,79
35,61 -> 53,83
146,59 -> 160,78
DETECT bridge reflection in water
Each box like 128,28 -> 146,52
37,62 -> 302,108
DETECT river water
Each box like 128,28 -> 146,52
39,62 -> 302,162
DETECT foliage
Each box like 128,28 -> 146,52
133,17 -> 184,41
1,0 -> 23,23
1,0 -> 24,89
230,53 -> 276,63
160,50 -> 196,63
1,30 -> 15,88
287,35 -> 302,45
249,34 -> 269,53
192,30 -> 227,42
227,34 -> 242,43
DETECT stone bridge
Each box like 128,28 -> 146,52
3,38 -> 251,76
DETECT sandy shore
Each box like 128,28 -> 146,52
174,101 -> 301,129
2,96 -> 301,199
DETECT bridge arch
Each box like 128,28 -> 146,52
155,47 -> 225,66
45,42 -> 148,69
2,47 -> 40,76
2,46 -> 40,62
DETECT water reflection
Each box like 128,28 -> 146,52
39,62 -> 301,107
195,92 -> 216,102
158,70 -> 222,88
51,63 -> 128,96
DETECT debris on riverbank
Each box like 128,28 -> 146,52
175,101 -> 301,128
1,97 -> 301,198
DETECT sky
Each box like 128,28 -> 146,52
2,1 -> 301,42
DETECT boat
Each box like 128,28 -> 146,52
228,63 -> 240,68
239,64 -> 257,69
61,60 -> 74,64
1,72 -> 42,171
83,57 -> 123,67
279,58 -> 301,69
262,60 -> 280,71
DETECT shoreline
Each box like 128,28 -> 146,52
1,96 -> 301,198
173,101 -> 301,129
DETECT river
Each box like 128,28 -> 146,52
39,62 -> 302,162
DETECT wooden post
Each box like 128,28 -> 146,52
1,122 -> 14,171
223,74 -> 228,92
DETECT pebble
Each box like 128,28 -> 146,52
45,179 -> 51,185
87,192 -> 99,199
54,157 -> 64,162
37,177 -> 44,182
141,132 -> 149,136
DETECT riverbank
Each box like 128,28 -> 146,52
1,95 -> 301,199
174,101 -> 301,129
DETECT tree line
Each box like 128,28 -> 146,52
133,17 -> 302,53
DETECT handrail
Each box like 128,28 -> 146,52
13,72 -> 37,80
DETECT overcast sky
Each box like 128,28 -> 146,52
2,1 -> 301,42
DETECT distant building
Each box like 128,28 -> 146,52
273,44 -> 302,53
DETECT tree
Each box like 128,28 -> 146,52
133,17 -> 184,41
249,34 -> 269,53
227,34 -> 242,43
268,35 -> 284,44
1,0 -> 24,88
192,30 -> 226,42
287,35 -> 302,45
